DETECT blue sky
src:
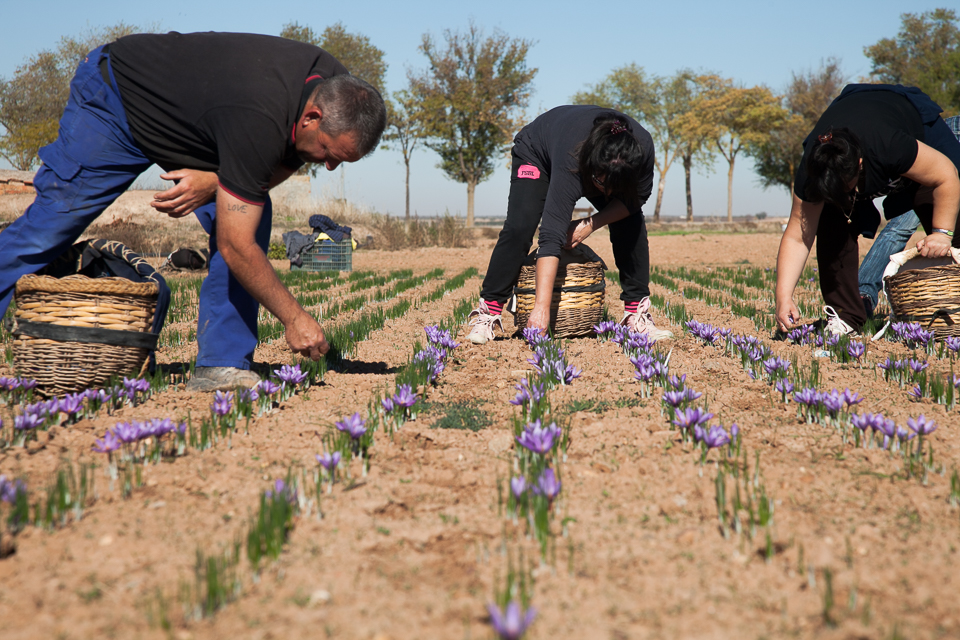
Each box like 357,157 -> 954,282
0,1 -> 948,219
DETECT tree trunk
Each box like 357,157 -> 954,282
726,156 -> 735,223
466,180 -> 476,227
653,173 -> 666,223
683,153 -> 693,221
404,158 -> 411,220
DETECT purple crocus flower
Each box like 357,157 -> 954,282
847,341 -> 865,360
874,416 -> 896,439
774,379 -> 795,395
0,476 -> 26,503
850,413 -> 874,432
667,374 -> 687,390
487,601 -> 537,640
238,387 -> 259,403
730,423 -> 739,444
18,378 -> 37,391
316,451 -> 342,471
634,365 -> 656,383
265,478 -> 298,504
661,391 -> 685,408
211,390 -> 234,416
896,426 -> 916,443
515,421 -> 561,455
381,397 -> 396,413
92,431 -> 121,453
257,380 -> 280,395
522,327 -> 549,348
703,425 -> 731,449
533,468 -> 562,500
908,359 -> 928,374
335,412 -> 368,439
13,413 -> 43,431
946,336 -> 960,353
593,320 -> 618,337
820,390 -> 844,416
907,415 -> 937,436
908,385 -> 923,400
672,407 -> 714,431
275,364 -> 307,386
842,389 -> 863,407
59,393 -> 84,417
111,421 -> 143,443
510,475 -> 526,499
693,425 -> 706,443
393,384 -> 418,408
793,387 -> 821,407
681,388 -> 702,402
562,364 -> 582,384
0,376 -> 17,391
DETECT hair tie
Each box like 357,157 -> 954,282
818,132 -> 833,144
610,121 -> 628,135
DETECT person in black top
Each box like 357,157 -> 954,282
0,32 -> 386,391
466,105 -> 672,344
775,84 -> 960,335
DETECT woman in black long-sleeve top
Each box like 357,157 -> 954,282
465,105 -> 673,344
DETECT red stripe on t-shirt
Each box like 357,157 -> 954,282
218,181 -> 265,206
305,74 -> 323,83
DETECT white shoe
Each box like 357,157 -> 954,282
823,306 -> 857,337
619,297 -> 673,342
465,300 -> 504,345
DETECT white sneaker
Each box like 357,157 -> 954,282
619,297 -> 674,342
465,299 -> 504,345
823,305 -> 857,337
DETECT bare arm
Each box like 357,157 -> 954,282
527,256 -> 560,334
566,199 -> 630,249
903,140 -> 960,257
215,186 -> 329,359
775,193 -> 822,331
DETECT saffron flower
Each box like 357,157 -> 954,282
92,431 -> 121,453
335,413 -> 368,439
907,415 -> 937,436
515,420 -> 561,455
672,407 -> 713,431
257,380 -> 281,395
522,327 -> 549,348
487,601 -> 537,640
275,364 -> 308,386
381,397 -> 396,413
211,390 -> 234,416
661,391 -> 685,408
533,468 -> 561,500
510,475 -> 527,499
13,413 -> 43,431
316,451 -> 342,471
703,425 -> 731,449
111,421 -> 143,443
392,384 -> 418,408
847,341 -> 865,361
0,476 -> 26,503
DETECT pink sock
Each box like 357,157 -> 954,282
624,301 -> 640,314
485,299 -> 503,315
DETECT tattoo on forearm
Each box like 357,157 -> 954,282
227,204 -> 248,213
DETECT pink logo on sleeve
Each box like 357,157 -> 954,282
517,164 -> 541,180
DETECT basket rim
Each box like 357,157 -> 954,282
15,274 -> 158,297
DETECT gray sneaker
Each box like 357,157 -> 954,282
465,299 -> 504,345
619,297 -> 674,341
186,366 -> 262,392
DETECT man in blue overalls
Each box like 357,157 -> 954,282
0,32 -> 386,391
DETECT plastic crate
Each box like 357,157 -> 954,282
291,239 -> 353,272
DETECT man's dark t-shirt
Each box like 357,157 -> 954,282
512,105 -> 655,259
793,90 -> 923,224
109,32 -> 348,204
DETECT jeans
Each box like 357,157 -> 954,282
0,45 -> 268,370
481,151 -> 651,305
857,211 -> 919,315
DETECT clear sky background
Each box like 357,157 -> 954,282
0,1 -> 949,220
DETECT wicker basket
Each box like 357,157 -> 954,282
884,247 -> 960,339
513,260 -> 605,338
10,274 -> 159,394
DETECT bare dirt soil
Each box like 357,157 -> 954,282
2,228 -> 957,640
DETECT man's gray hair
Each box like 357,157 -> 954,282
309,75 -> 386,156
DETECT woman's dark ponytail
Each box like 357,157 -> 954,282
805,127 -> 861,208
575,113 -> 645,206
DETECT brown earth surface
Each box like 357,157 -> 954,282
1,228 -> 957,640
